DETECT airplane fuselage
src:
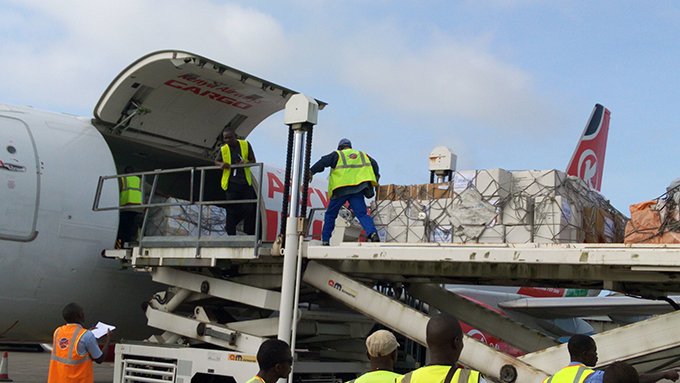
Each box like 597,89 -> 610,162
0,103 -> 159,342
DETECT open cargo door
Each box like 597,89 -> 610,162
94,50 -> 325,158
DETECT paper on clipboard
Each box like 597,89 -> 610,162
91,322 -> 115,339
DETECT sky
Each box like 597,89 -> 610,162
1,0 -> 679,213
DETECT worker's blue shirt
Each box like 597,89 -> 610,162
68,323 -> 103,359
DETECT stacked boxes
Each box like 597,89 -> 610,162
372,168 -> 626,244
145,198 -> 228,237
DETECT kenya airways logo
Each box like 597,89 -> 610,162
349,153 -> 358,160
577,149 -> 598,189
58,337 -> 70,350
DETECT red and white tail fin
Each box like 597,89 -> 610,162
565,104 -> 611,191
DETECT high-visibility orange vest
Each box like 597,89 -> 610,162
47,324 -> 94,383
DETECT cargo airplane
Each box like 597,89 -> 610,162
2,50 -> 657,357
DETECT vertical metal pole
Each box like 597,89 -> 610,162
254,163 -> 264,256
277,129 -> 305,344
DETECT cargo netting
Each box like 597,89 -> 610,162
624,185 -> 680,244
372,169 -> 627,244
144,198 -> 229,236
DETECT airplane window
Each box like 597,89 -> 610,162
6,145 -> 15,154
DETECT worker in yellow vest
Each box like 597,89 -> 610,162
545,334 -> 678,383
310,138 -> 380,245
47,303 -> 111,383
244,339 -> 292,383
347,330 -> 403,383
116,166 -> 143,248
215,128 -> 257,235
397,314 -> 485,383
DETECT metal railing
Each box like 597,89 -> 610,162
93,163 -> 264,257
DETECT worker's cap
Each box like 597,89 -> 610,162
338,138 -> 352,149
366,330 -> 400,357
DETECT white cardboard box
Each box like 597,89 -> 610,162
475,168 -> 512,199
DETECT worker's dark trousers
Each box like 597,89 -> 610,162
225,183 -> 257,235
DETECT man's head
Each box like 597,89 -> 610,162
62,302 -> 84,324
604,362 -> 639,383
256,339 -> 292,379
337,138 -> 352,150
426,313 -> 464,364
568,334 -> 598,367
222,128 -> 239,147
366,329 -> 399,368
124,166 -> 134,174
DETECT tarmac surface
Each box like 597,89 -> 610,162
2,349 -> 114,383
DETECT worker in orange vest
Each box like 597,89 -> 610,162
48,303 -> 111,383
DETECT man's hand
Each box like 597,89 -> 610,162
215,160 -> 231,170
664,370 -> 679,382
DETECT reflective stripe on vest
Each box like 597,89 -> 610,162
400,366 -> 481,383
352,370 -> 404,383
328,149 -> 377,198
220,140 -> 252,190
543,365 -> 595,383
119,175 -> 142,206
48,325 -> 94,383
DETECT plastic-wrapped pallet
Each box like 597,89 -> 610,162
144,198 -> 228,237
372,168 -> 626,244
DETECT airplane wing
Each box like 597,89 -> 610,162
499,296 -> 680,318
94,50 -> 326,158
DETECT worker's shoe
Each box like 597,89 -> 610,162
322,241 -> 330,246
368,233 -> 380,243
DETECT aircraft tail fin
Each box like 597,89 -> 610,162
565,104 -> 610,191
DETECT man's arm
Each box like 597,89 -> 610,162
310,152 -> 338,175
247,142 -> 256,163
368,155 -> 380,183
93,330 -> 111,364
214,149 -> 230,170
80,329 -> 110,364
640,370 -> 680,383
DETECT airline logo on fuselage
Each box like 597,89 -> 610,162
577,149 -> 598,189
328,279 -> 358,299
164,73 -> 264,110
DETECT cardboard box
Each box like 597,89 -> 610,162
455,225 -> 505,243
505,225 -> 533,243
372,200 -> 409,226
584,206 -> 618,243
502,196 -> 534,225
534,196 -> 581,227
380,224 -> 426,243
512,169 -> 568,196
476,168 -> 512,199
377,184 -> 411,201
534,224 -> 581,243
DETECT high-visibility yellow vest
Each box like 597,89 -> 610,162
47,324 -> 94,383
220,140 -> 252,190
119,175 -> 142,206
328,149 -> 377,198
398,365 -> 482,383
351,369 -> 403,383
245,376 -> 265,383
542,364 -> 595,383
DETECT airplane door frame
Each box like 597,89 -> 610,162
0,115 -> 40,241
